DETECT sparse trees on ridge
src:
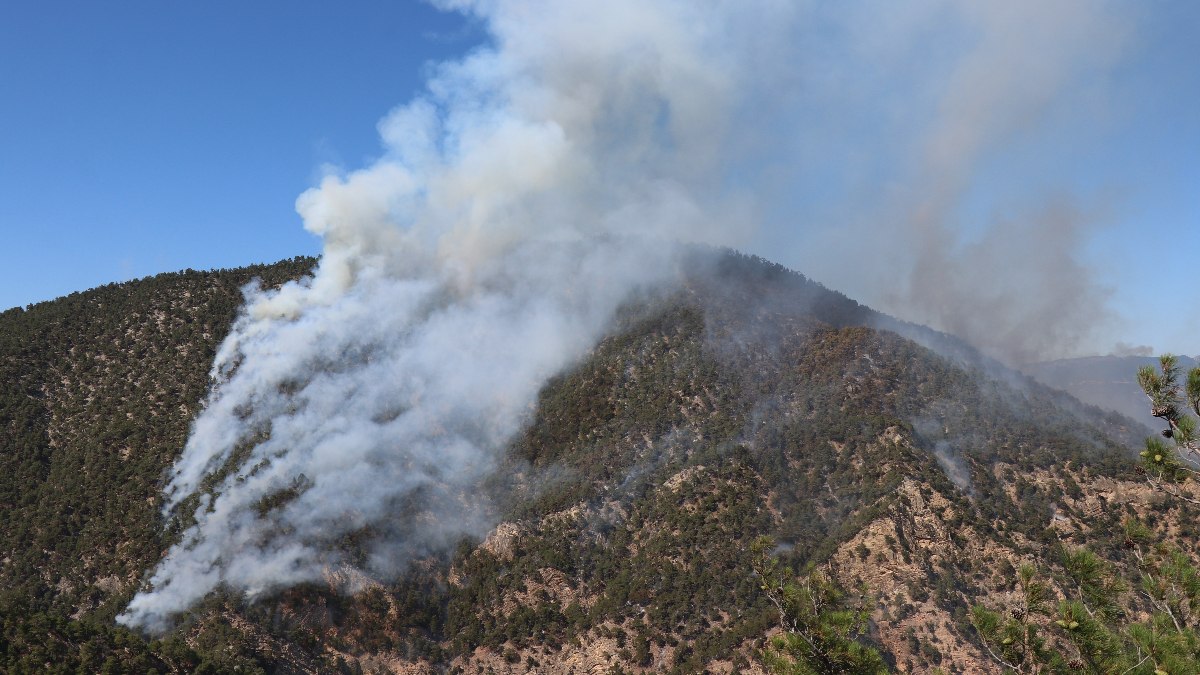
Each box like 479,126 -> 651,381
969,540 -> 1200,674
754,354 -> 1200,674
966,356 -> 1200,674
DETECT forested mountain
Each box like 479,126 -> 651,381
0,251 -> 1188,674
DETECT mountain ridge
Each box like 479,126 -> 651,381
0,250 -> 1185,674
1025,354 -> 1199,432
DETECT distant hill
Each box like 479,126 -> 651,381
0,250 -> 1188,673
1024,355 -> 1198,433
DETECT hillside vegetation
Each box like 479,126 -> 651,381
0,251 -> 1189,674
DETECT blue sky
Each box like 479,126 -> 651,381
1,1 -> 1196,357
0,1 -> 480,307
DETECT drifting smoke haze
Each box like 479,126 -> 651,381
122,0 -> 1136,631
769,0 -> 1130,365
889,2 -> 1127,365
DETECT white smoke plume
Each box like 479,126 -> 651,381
121,0 -> 1136,631
119,0 -> 796,633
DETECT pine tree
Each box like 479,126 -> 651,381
1136,355 -> 1200,501
966,351 -> 1200,675
970,543 -> 1200,674
750,536 -> 889,675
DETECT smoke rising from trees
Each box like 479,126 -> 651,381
119,0 -> 789,632
121,0 -> 1134,631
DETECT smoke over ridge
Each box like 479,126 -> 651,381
119,0 -> 783,633
122,0 -> 1133,631
759,0 -> 1129,364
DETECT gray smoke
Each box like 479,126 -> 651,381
121,0 -> 1137,631
1112,342 -> 1155,358
119,0 -> 798,633
932,441 -> 974,495
893,1 -> 1127,365
767,0 -> 1130,364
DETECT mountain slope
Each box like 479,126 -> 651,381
0,251 -> 1184,674
0,258 -> 316,672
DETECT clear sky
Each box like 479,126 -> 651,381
1066,2 -> 1200,357
0,1 -> 481,307
1,1 -> 1196,357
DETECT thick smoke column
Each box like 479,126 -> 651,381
122,0 -> 1136,631
120,0 -> 794,632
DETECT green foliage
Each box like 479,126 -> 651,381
972,536 -> 1200,674
975,344 -> 1200,674
751,536 -> 888,674
1137,355 -> 1200,484
1139,545 -> 1200,631
0,587 -> 219,674
971,564 -> 1060,672
1061,547 -> 1125,621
